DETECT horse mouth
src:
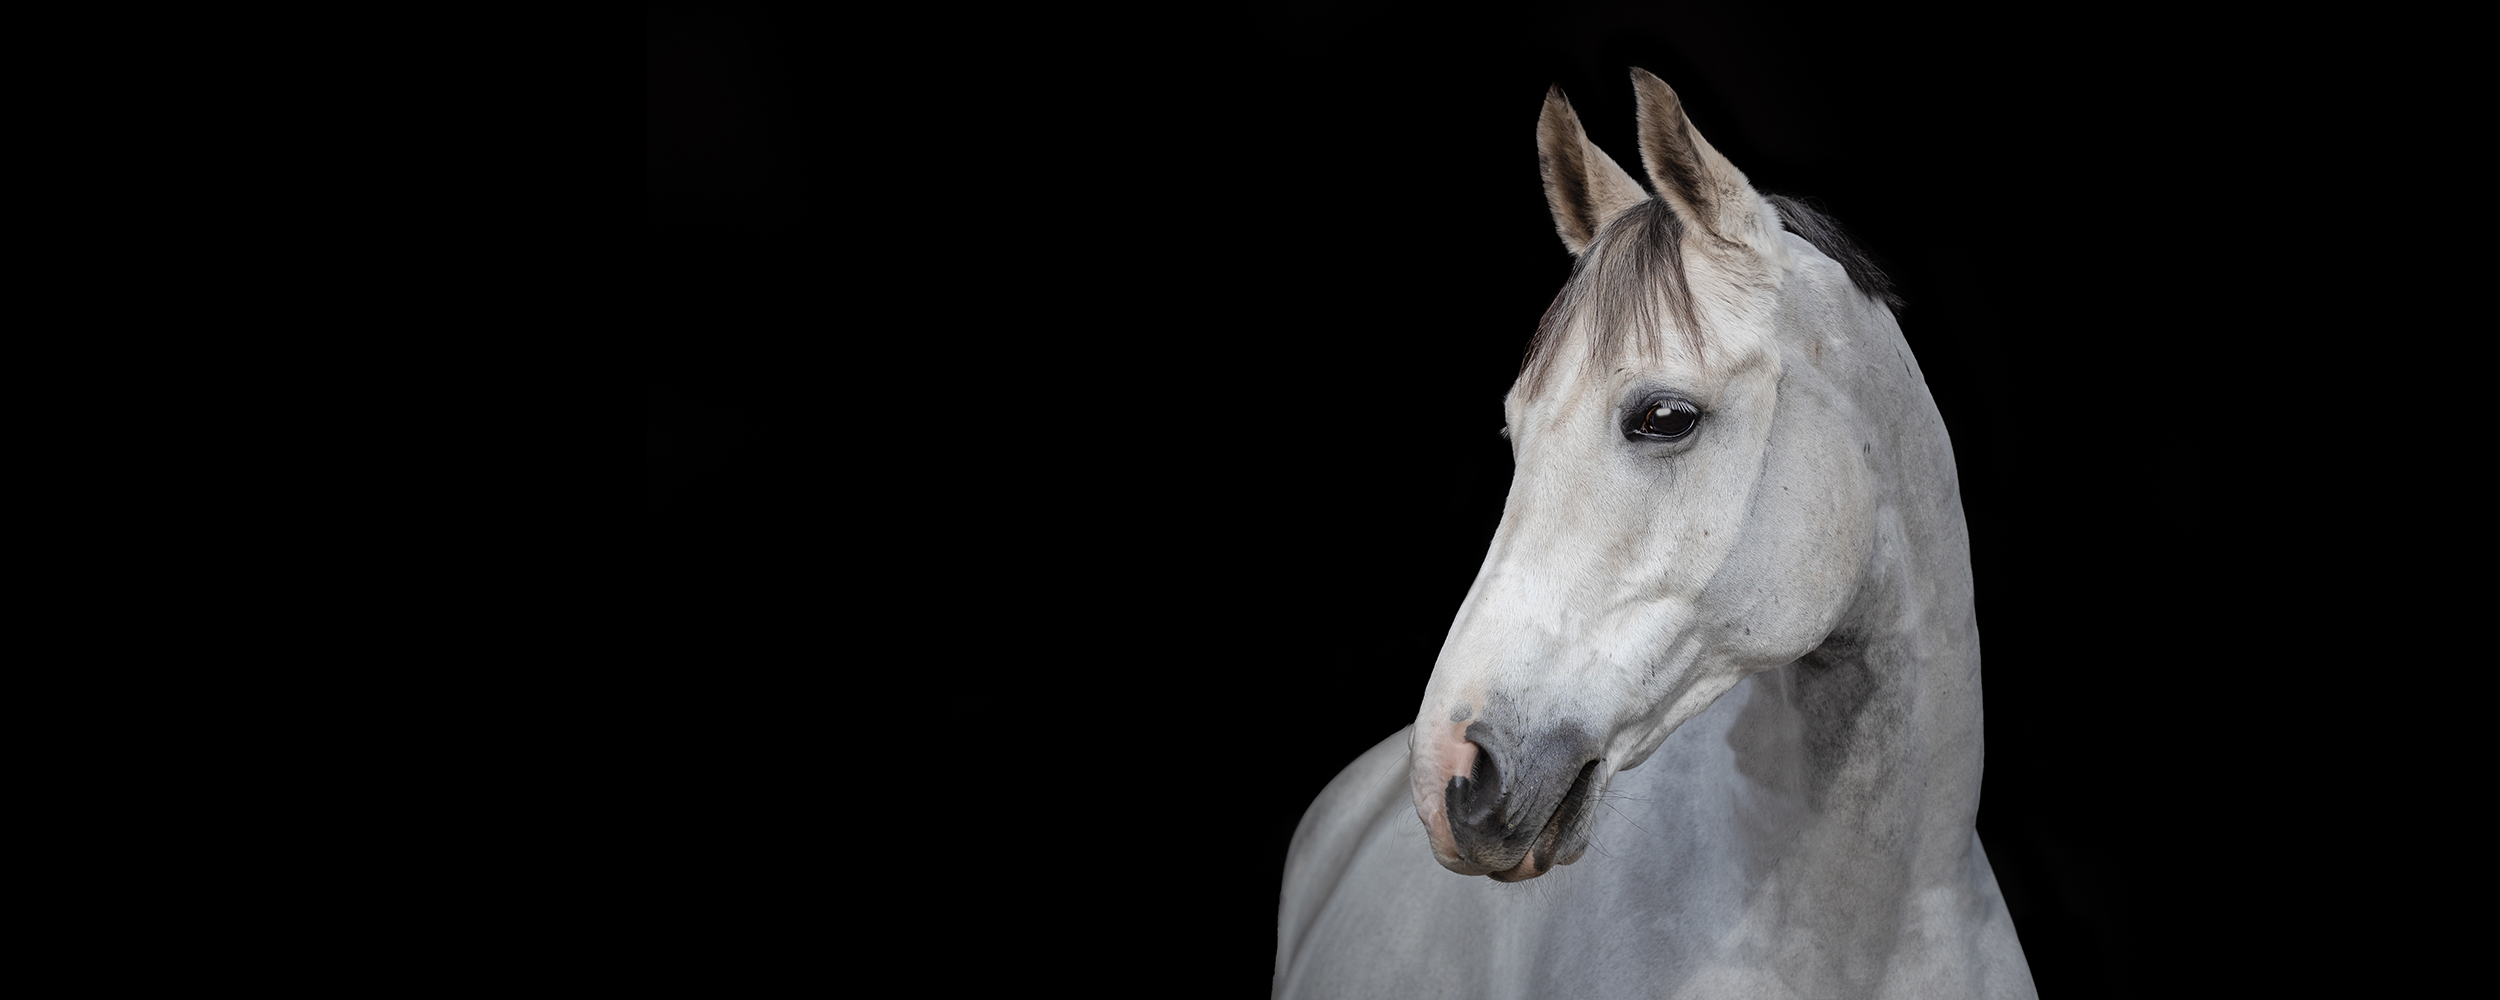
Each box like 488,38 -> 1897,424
1485,758 -> 1602,882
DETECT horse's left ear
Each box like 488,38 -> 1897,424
1629,68 -> 1776,249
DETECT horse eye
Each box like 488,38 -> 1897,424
1637,402 -> 1698,440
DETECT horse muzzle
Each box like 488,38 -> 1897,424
1419,719 -> 1607,881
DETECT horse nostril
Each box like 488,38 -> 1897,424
1447,741 -> 1505,829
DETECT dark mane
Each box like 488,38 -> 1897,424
1764,194 -> 1904,314
1517,196 -> 1902,395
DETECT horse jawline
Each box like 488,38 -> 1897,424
1487,758 -> 1604,883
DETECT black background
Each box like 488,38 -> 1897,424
650,4 -> 2229,994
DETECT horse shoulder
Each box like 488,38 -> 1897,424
1275,727 -> 1417,992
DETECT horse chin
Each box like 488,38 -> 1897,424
1482,760 -> 1604,882
1487,852 -> 1551,882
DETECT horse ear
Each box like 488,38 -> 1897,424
1629,68 -> 1773,247
1537,86 -> 1649,257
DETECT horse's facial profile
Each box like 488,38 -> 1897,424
1411,69 -> 1883,881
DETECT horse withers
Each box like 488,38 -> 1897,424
1274,70 -> 2035,999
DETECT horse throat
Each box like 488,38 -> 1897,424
1726,479 -> 1987,887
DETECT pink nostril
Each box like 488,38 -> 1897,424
1414,726 -> 1484,863
1450,738 -> 1481,786
1447,740 -> 1506,829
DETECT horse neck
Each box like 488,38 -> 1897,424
1771,315 -> 1984,869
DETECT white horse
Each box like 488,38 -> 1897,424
1274,70 -> 2035,999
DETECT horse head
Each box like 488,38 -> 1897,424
1412,69 -> 1900,881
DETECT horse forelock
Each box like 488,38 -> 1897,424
1516,196 -> 1896,401
1519,199 -> 1779,399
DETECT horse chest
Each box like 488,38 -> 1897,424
1279,669 -> 2009,1000
1281,674 -> 1823,998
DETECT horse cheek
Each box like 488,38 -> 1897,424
1711,401 -> 1876,671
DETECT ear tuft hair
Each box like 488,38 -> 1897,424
1536,86 -> 1649,257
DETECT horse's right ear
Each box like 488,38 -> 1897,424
1537,86 -> 1648,257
